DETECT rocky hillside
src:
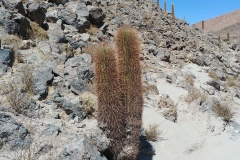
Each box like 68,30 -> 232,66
0,0 -> 240,160
193,9 -> 240,32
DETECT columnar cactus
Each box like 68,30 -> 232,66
164,1 -> 166,12
115,25 -> 143,159
93,42 -> 125,159
202,20 -> 205,30
172,4 -> 175,22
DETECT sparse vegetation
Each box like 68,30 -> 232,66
158,96 -> 175,108
86,25 -> 99,35
163,106 -> 177,122
6,83 -> 27,115
29,22 -> 48,40
144,123 -> 162,142
80,91 -> 98,118
1,35 -> 21,51
21,66 -> 34,94
213,103 -> 235,123
185,88 -> 208,104
143,83 -> 159,95
185,73 -> 194,86
208,70 -> 220,80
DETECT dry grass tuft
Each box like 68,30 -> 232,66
208,70 -> 220,80
1,35 -> 21,51
213,103 -> 235,123
21,66 -> 34,94
185,88 -> 208,104
80,91 -> 98,118
6,83 -> 27,115
86,25 -> 99,35
143,84 -> 158,95
163,106 -> 177,122
29,22 -> 48,40
185,74 -> 194,86
144,123 -> 162,142
158,96 -> 175,108
16,53 -> 24,63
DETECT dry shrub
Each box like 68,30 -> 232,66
143,84 -> 158,95
29,22 -> 48,40
144,123 -> 162,142
158,96 -> 175,108
224,76 -> 239,89
86,25 -> 99,35
185,88 -> 208,104
185,74 -> 194,86
6,83 -> 27,115
208,70 -> 220,80
21,66 -> 34,94
1,35 -> 21,51
163,106 -> 177,122
213,103 -> 235,123
16,53 -> 24,63
80,91 -> 97,117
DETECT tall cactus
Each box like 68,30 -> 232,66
115,25 -> 143,159
93,42 -> 125,159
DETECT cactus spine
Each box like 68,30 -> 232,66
93,42 -> 125,159
115,25 -> 143,159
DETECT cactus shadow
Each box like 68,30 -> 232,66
137,136 -> 154,160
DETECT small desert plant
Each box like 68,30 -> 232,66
86,25 -> 99,35
144,123 -> 162,142
163,106 -> 177,122
16,53 -> 24,63
185,88 -> 208,104
213,103 -> 235,123
185,74 -> 194,86
1,35 -> 21,51
208,70 -> 220,80
21,66 -> 34,94
29,22 -> 48,40
6,83 -> 27,115
143,83 -> 159,95
80,91 -> 97,117
158,96 -> 175,108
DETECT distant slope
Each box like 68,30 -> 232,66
193,9 -> 240,33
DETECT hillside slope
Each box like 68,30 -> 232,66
0,0 -> 240,160
193,9 -> 240,32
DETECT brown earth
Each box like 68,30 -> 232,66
193,9 -> 240,45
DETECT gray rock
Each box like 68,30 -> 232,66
0,49 -> 13,77
5,14 -> 31,38
2,0 -> 25,16
201,97 -> 219,113
58,8 -> 76,25
32,62 -> 55,99
27,2 -> 46,27
206,79 -> 220,91
229,121 -> 240,133
76,17 -> 91,33
85,128 -> 110,152
47,23 -> 66,43
49,0 -> 68,5
64,55 -> 94,94
89,7 -> 105,24
0,113 -> 31,149
65,1 -> 89,19
46,9 -> 59,23
57,134 -> 107,160
41,124 -> 61,137
155,49 -> 170,62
